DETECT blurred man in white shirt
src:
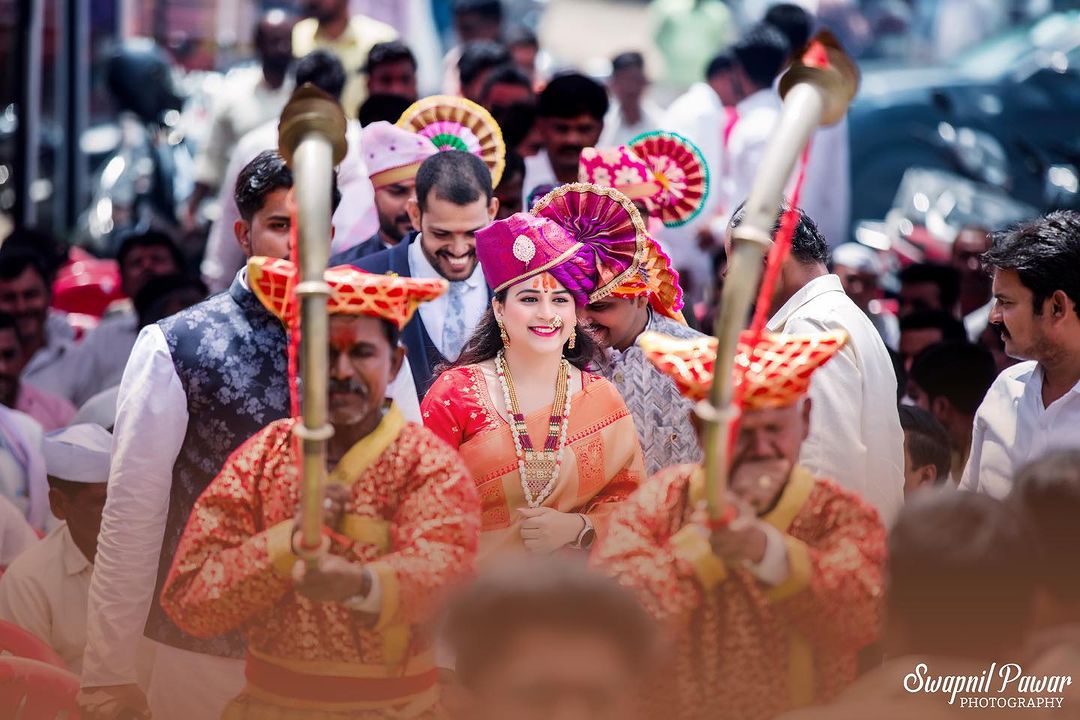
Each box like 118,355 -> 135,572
730,204 -> 905,525
184,10 -> 297,227
599,52 -> 662,148
962,211 -> 1080,498
0,425 -> 109,673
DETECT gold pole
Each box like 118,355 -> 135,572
702,35 -> 858,519
277,85 -> 347,558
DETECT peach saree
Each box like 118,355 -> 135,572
422,364 -> 644,562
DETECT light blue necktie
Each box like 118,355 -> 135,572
442,281 -> 468,360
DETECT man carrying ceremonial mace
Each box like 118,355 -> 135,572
159,89 -> 481,719
593,36 -> 888,720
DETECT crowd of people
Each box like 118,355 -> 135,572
0,1 -> 1078,718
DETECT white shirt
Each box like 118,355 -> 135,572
67,308 -> 139,407
960,362 -> 1080,499
522,150 -> 558,202
0,405 -> 48,530
0,494 -> 37,567
767,274 -> 905,526
20,311 -> 79,403
0,523 -> 92,673
598,99 -> 665,148
721,88 -> 783,224
408,236 -> 489,360
82,288 -> 420,688
192,65 -> 294,188
657,82 -> 729,295
201,118 -> 376,294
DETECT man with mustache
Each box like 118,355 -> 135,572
351,149 -> 498,395
329,121 -> 435,261
522,73 -> 608,198
961,210 -> 1080,498
594,330 -> 887,720
161,258 -> 479,720
0,312 -> 75,431
80,151 -> 417,720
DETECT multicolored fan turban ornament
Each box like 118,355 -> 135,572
627,130 -> 710,228
396,95 -> 506,187
577,146 -> 660,202
638,329 -> 848,410
475,183 -> 649,306
610,235 -> 686,323
247,256 -> 447,330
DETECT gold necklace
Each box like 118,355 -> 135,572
495,350 -> 572,508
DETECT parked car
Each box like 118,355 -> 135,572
848,11 -> 1080,239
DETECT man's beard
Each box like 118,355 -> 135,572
379,213 -> 410,243
430,248 -> 477,280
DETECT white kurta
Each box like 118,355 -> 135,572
66,308 -> 139,408
82,276 -> 421,719
767,274 -> 905,526
0,523 -> 91,672
960,362 -> 1080,499
191,65 -> 294,189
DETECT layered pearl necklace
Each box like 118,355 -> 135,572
495,349 -> 572,508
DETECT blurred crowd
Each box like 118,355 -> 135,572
0,0 -> 1078,719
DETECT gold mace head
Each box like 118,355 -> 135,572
778,31 -> 860,127
277,84 -> 348,168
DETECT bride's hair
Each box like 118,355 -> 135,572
446,288 -> 601,372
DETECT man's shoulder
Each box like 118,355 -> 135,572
649,314 -> 704,340
391,421 -> 471,474
0,527 -> 63,586
980,361 -> 1039,407
352,237 -> 411,274
350,14 -> 398,43
157,289 -> 234,328
0,405 -> 42,441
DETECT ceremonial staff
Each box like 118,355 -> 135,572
277,86 -> 348,560
701,35 -> 859,519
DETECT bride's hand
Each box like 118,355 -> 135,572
518,507 -> 586,554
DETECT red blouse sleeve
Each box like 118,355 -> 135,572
421,366 -> 482,449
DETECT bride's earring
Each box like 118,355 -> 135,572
497,317 -> 510,346
568,326 -> 577,350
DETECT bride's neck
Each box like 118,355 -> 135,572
501,343 -> 564,384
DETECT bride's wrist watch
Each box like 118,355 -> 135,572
571,514 -> 595,550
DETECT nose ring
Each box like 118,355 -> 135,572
551,316 -> 564,329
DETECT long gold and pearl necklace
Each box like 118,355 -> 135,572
495,349 -> 572,508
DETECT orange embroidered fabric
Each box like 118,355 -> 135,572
160,419 -> 480,718
592,466 -> 886,720
638,330 -> 848,408
247,257 -> 447,330
421,365 -> 645,564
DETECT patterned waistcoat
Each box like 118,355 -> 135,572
145,276 -> 289,656
598,311 -> 705,477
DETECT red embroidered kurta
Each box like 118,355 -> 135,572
421,364 -> 644,562
160,408 -> 480,719
593,465 -> 886,720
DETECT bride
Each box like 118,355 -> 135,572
422,184 -> 647,562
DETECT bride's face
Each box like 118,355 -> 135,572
495,273 -> 577,356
